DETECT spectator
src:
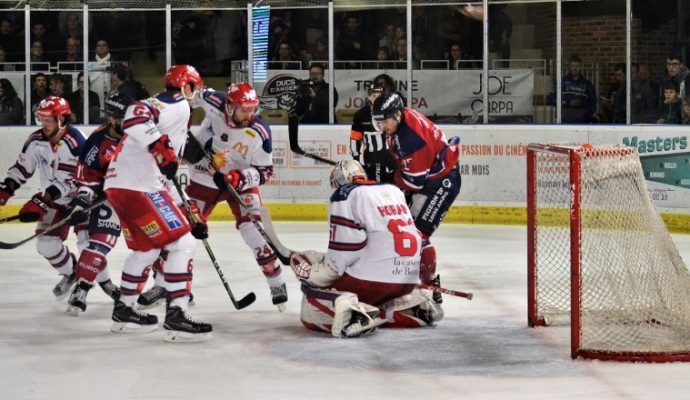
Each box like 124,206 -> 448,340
372,73 -> 407,106
295,64 -> 338,124
0,47 -> 15,71
548,54 -> 598,123
0,19 -> 21,62
93,39 -> 112,65
30,40 -> 48,63
30,73 -> 49,111
336,14 -> 370,68
448,43 -> 465,69
682,96 -> 690,124
61,13 -> 82,41
270,40 -> 300,69
657,81 -> 682,124
65,72 -> 101,124
308,38 -> 328,63
49,73 -> 67,98
659,52 -> 690,107
632,63 -> 657,123
375,47 -> 393,69
0,78 -> 24,125
30,22 -> 58,60
601,63 -> 626,123
172,11 -> 207,68
392,37 -> 418,69
109,63 -> 149,100
268,17 -> 291,60
378,24 -> 396,53
63,37 -> 82,63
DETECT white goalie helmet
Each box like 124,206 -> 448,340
330,160 -> 368,189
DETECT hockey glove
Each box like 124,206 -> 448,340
224,169 -> 247,191
181,200 -> 208,240
148,134 -> 178,180
0,178 -> 18,206
66,189 -> 93,226
289,252 -> 314,280
19,193 -> 50,222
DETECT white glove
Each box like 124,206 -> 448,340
289,250 -> 338,288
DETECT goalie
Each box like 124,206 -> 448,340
289,160 -> 444,338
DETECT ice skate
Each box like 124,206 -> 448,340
342,312 -> 387,338
65,280 -> 92,316
98,279 -> 120,302
53,272 -> 76,300
136,285 -> 167,308
163,305 -> 212,343
270,283 -> 288,312
111,301 -> 158,333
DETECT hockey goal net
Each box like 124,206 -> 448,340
527,143 -> 690,362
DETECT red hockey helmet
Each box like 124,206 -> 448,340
226,83 -> 259,111
164,64 -> 204,90
35,96 -> 71,122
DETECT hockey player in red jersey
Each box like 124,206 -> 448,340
175,82 -> 289,311
371,92 -> 461,303
104,65 -> 212,342
0,96 -> 89,299
288,160 -> 444,338
65,92 -> 136,314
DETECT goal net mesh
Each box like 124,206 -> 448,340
532,144 -> 690,356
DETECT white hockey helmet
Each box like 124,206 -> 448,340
330,160 -> 368,189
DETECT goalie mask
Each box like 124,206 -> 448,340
330,160 -> 368,189
226,82 -> 259,128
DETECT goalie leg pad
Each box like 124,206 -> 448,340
331,292 -> 384,338
37,236 -> 74,275
300,295 -> 335,333
380,288 -> 444,328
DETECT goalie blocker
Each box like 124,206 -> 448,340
288,160 -> 444,338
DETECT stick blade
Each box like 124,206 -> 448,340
233,292 -> 257,310
0,240 -> 24,250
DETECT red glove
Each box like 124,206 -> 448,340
225,169 -> 247,191
148,134 -> 178,180
19,193 -> 50,222
181,200 -> 208,240
0,178 -> 18,206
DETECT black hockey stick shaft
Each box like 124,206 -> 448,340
171,176 -> 256,310
0,214 -> 22,224
185,131 -> 291,265
288,115 -> 337,166
0,198 -> 107,250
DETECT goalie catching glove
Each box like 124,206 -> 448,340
180,199 -> 208,240
148,134 -> 178,180
19,193 -> 50,222
289,250 -> 340,288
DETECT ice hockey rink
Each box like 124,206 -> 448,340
2,221 -> 690,400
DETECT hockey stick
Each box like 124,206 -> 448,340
171,176 -> 256,310
288,115 -> 337,166
185,130 -> 291,265
420,283 -> 473,300
0,214 -> 22,224
0,198 -> 107,250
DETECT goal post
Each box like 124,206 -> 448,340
527,143 -> 690,362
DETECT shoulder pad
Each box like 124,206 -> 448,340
394,123 -> 426,157
62,126 -> 86,156
330,183 -> 360,203
201,89 -> 226,111
155,91 -> 185,104
249,117 -> 272,153
21,130 -> 46,153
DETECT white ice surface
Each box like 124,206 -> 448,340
1,222 -> 690,400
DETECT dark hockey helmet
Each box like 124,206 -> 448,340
371,92 -> 404,122
103,92 -> 134,120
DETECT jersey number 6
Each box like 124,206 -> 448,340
387,218 -> 418,257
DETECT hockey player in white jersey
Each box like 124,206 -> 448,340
104,65 -> 212,342
148,82 -> 288,311
0,96 -> 89,299
289,160 -> 444,338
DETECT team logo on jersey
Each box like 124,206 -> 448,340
233,142 -> 249,158
142,221 -> 161,237
244,129 -> 256,139
220,133 -> 228,142
211,149 -> 230,170
146,192 -> 183,230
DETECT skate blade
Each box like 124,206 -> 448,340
65,305 -> 83,317
111,321 -> 158,334
163,330 -> 212,343
275,302 -> 287,312
343,318 -> 389,338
